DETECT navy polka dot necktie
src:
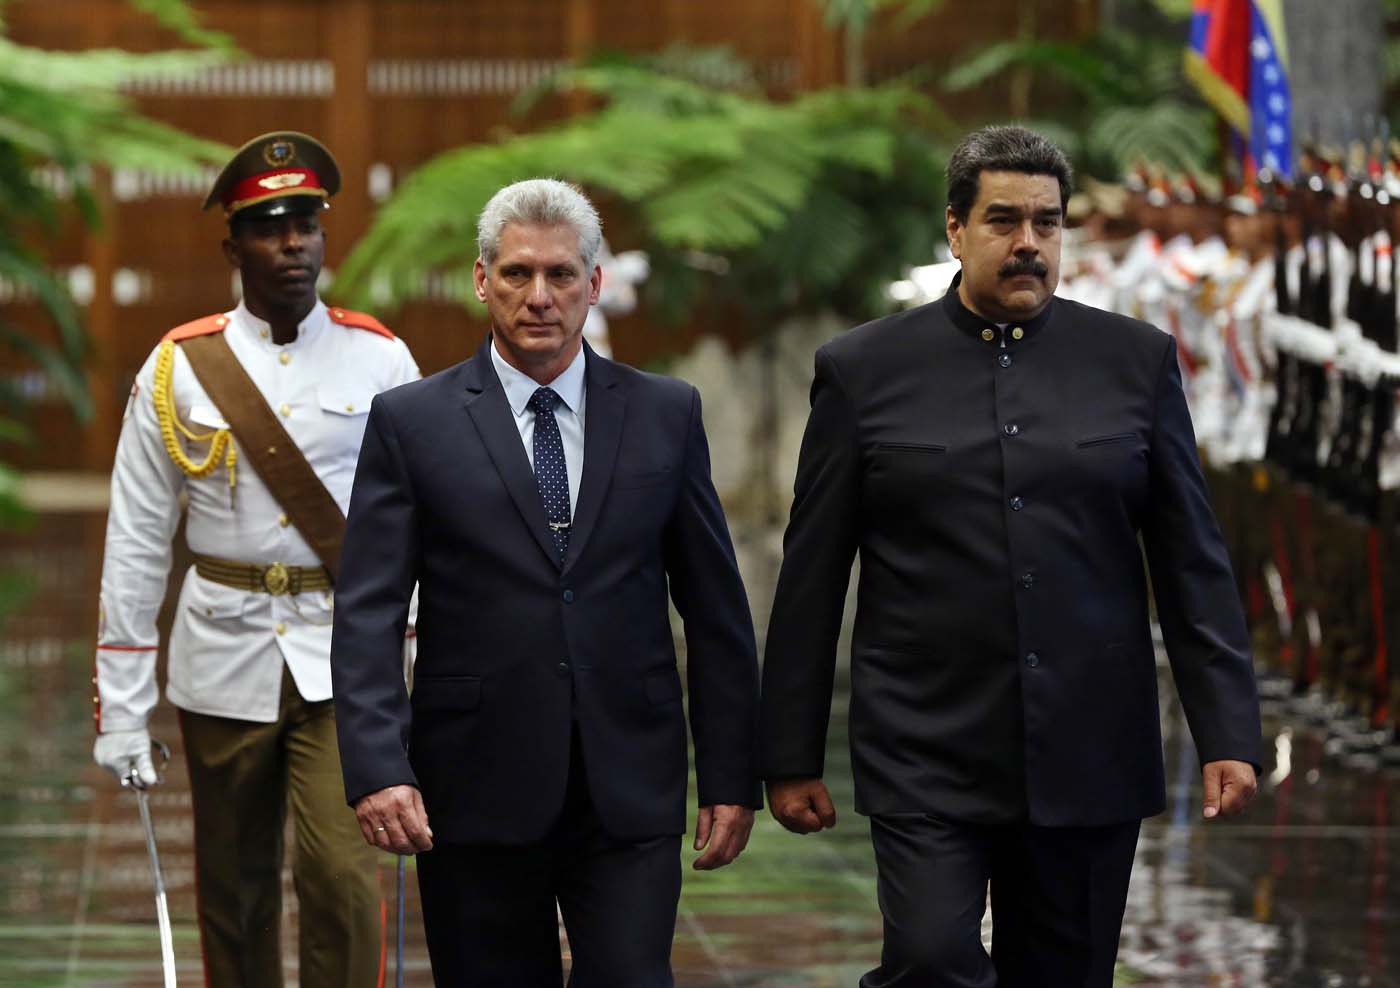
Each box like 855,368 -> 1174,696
528,387 -> 571,563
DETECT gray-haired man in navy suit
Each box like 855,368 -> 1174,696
331,179 -> 761,986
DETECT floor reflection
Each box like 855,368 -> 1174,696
0,516 -> 1394,986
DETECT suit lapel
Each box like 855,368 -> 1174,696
563,344 -> 625,577
461,340 -> 560,568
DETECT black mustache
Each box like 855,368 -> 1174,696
999,257 -> 1047,278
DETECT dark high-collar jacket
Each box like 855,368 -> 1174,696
761,277 -> 1261,826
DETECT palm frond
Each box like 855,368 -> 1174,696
0,25 -> 236,431
127,0 -> 236,51
1149,0 -> 1196,18
0,37 -> 228,92
1386,37 -> 1400,87
0,320 -> 91,419
943,24 -> 1217,182
814,0 -> 947,33
943,39 -> 1128,104
1084,101 -> 1215,178
336,57 -> 947,329
0,243 -> 85,364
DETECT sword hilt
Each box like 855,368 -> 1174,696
122,737 -> 172,791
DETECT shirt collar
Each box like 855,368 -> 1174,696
232,297 -> 327,347
490,338 -> 587,417
940,271 -> 1055,346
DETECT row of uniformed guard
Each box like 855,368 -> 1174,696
1062,145 -> 1400,760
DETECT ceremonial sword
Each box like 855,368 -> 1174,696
125,739 -> 177,988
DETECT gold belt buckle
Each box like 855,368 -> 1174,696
262,562 -> 291,595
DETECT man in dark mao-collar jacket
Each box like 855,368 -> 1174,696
760,126 -> 1261,987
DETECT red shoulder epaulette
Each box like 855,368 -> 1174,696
327,306 -> 395,340
162,313 -> 230,343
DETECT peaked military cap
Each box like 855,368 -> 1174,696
203,131 -> 341,221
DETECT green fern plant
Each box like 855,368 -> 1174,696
0,2 -> 231,521
335,48 -> 953,334
942,20 -> 1216,180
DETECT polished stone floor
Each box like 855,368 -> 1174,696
0,515 -> 1395,986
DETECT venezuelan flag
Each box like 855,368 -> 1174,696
1184,0 -> 1293,178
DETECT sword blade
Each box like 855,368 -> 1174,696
155,891 -> 178,988
136,788 -> 178,987
396,854 -> 406,988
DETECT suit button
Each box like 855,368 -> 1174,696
562,589 -> 574,603
1004,423 -> 1020,437
1025,651 -> 1040,668
1020,572 -> 1035,589
556,661 -> 571,678
276,622 -> 287,635
998,352 -> 1012,368
1009,496 -> 1024,511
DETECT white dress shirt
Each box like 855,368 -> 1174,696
490,339 -> 586,515
96,299 -> 420,728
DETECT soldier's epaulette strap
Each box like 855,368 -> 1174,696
162,313 -> 231,343
328,306 -> 395,340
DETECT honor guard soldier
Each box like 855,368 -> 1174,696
91,131 -> 420,988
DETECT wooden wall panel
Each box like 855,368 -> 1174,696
2,0 -> 1095,470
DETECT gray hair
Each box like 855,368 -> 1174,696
476,178 -> 603,272
946,125 -> 1073,222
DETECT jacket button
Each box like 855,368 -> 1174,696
1025,651 -> 1040,668
1020,572 -> 1035,589
1004,423 -> 1020,437
562,589 -> 574,603
276,622 -> 287,635
998,352 -> 1012,368
556,661 -> 571,678
1009,496 -> 1024,511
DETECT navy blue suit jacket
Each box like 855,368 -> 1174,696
332,338 -> 760,844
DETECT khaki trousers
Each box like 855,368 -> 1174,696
179,666 -> 384,988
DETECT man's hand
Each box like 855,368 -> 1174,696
94,729 -> 159,788
1202,759 -> 1257,819
692,804 -> 754,870
354,784 -> 434,854
767,778 -> 837,834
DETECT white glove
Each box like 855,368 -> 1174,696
93,729 -> 159,788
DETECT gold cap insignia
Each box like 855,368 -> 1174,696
263,139 -> 296,167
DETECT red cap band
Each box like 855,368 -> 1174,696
224,168 -> 325,215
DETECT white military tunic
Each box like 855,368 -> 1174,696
96,298 -> 419,730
